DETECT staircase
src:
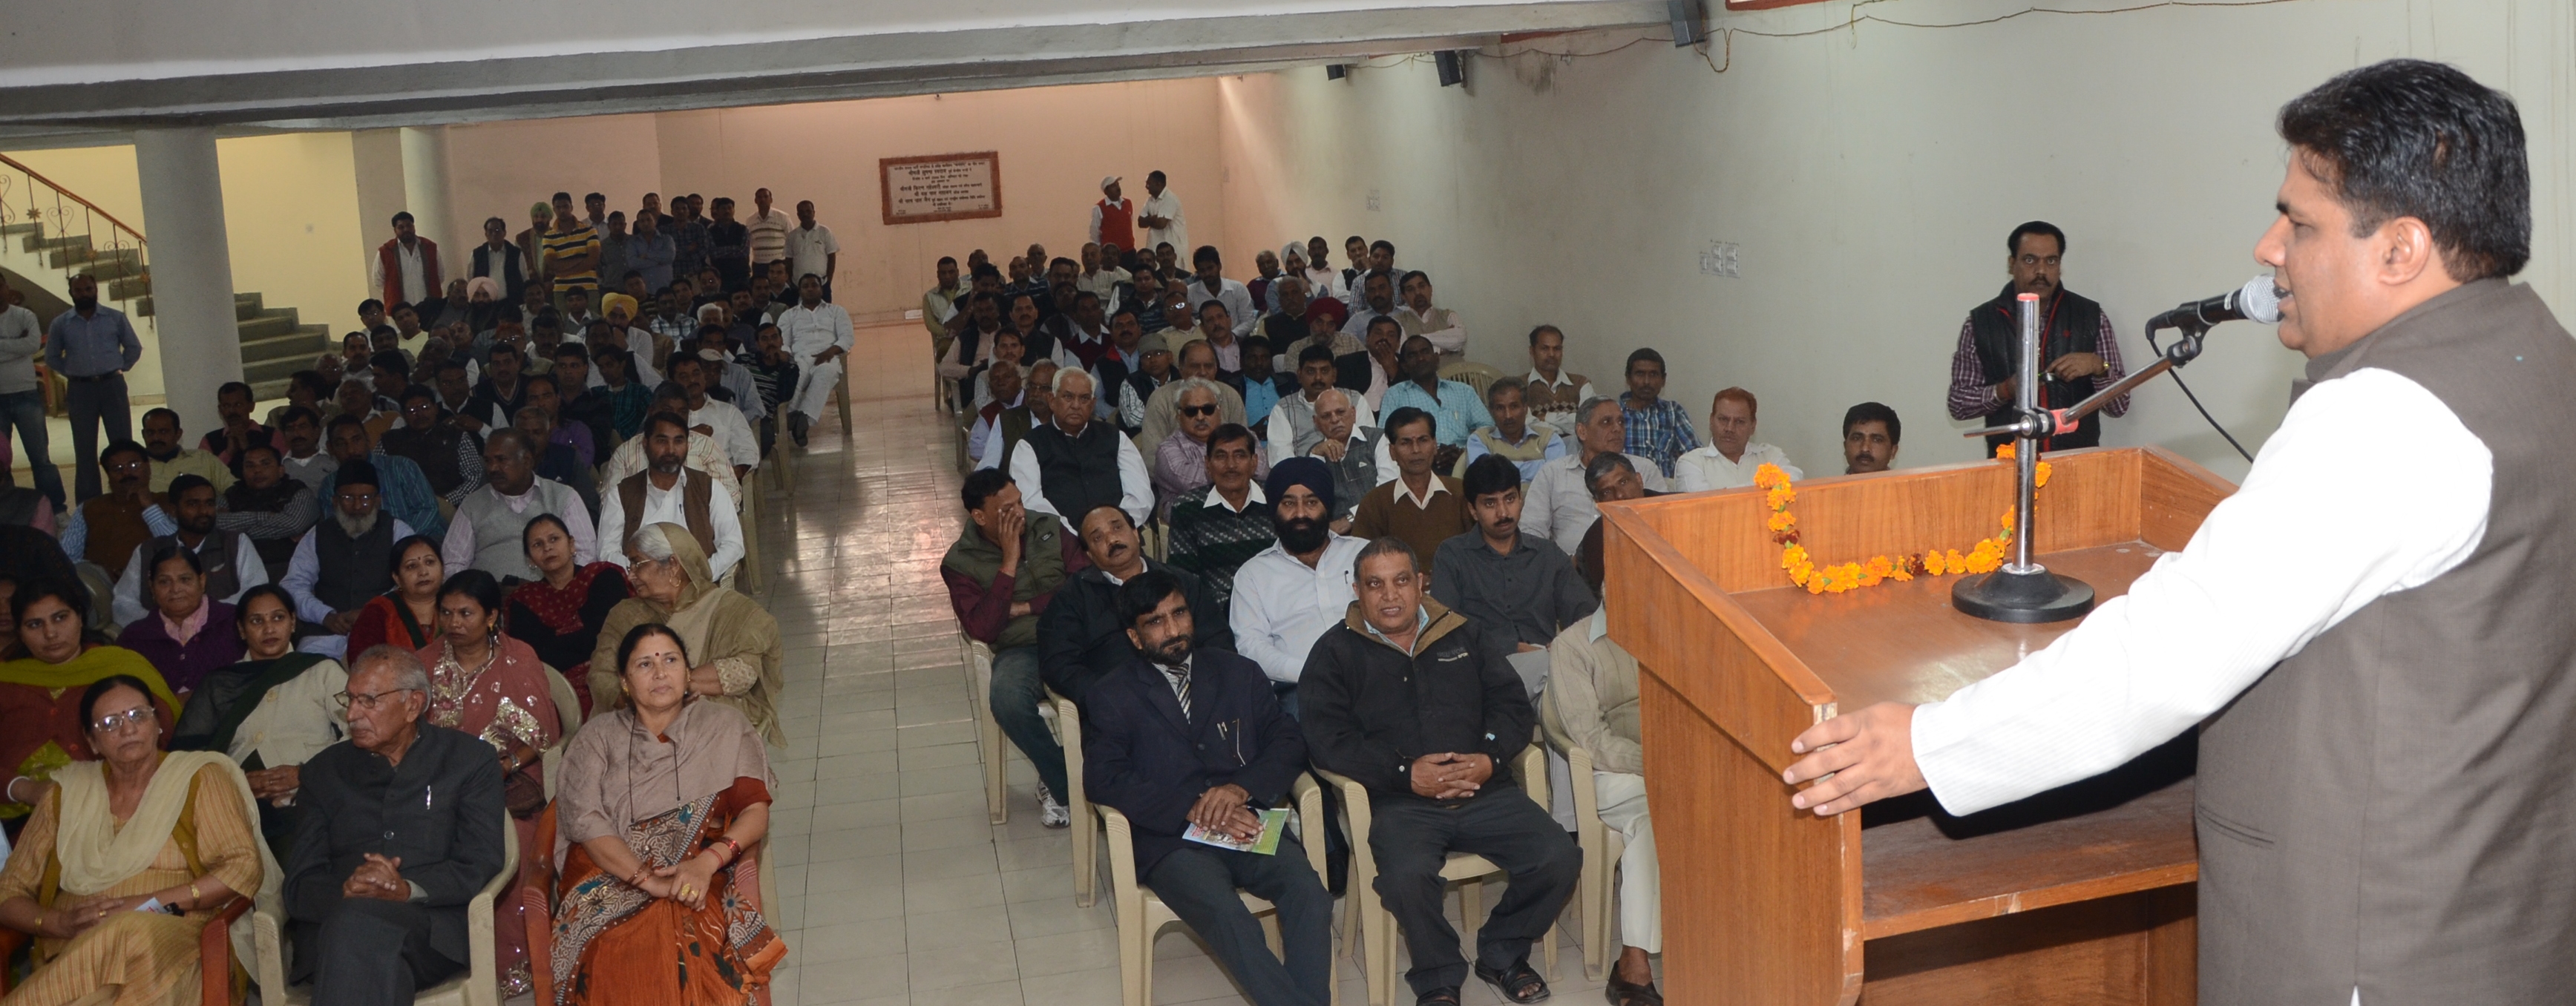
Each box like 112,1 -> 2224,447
0,154 -> 330,402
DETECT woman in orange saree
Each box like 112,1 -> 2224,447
544,622 -> 779,1006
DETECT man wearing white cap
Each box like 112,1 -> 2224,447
1090,176 -> 1136,257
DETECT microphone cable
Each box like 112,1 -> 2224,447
2146,327 -> 2255,463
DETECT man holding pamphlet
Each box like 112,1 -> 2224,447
1081,571 -> 1334,1006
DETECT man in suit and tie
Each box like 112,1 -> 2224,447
1083,571 -> 1333,1006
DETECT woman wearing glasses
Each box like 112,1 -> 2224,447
0,673 -> 278,1006
534,623 -> 783,1005
0,580 -> 178,826
590,524 -> 783,745
171,585 -> 347,864
413,568 -> 563,997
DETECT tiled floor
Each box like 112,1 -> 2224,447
747,322 -> 1618,1006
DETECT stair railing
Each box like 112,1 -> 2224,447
0,152 -> 150,312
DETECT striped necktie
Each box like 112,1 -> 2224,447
1158,661 -> 1193,722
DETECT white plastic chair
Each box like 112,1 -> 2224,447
1056,691 -> 1099,907
1318,743 -> 1559,1006
966,638 -> 1061,827
252,807 -> 520,1006
1102,773 -> 1337,1006
539,665 -> 583,800
1564,745 -> 1628,982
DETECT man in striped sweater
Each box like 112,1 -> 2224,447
1166,423 -> 1277,610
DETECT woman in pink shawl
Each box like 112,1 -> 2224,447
406,567 -> 563,997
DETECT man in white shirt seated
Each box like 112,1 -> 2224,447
1522,397 -> 1666,553
1005,367 -> 1153,527
599,410 -> 746,583
1226,458 -> 1366,717
966,360 -> 1029,470
439,428 -> 596,582
775,272 -> 853,446
1186,246 -> 1256,338
1394,271 -> 1469,366
669,353 -> 758,479
1340,271 -> 1400,344
603,385 -> 747,513
1267,344 -> 1377,467
112,474 -> 266,627
278,461 -> 415,657
1674,387 -> 1803,491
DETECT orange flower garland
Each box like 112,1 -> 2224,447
1757,447 -> 2055,595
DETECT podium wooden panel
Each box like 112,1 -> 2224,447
1598,447 -> 2232,1006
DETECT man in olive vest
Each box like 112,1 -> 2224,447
1002,367 -> 1150,527
1783,60 -> 2576,1005
280,460 -> 416,654
440,428 -> 594,582
600,411 -> 743,582
941,467 -> 1084,826
1944,220 -> 2131,454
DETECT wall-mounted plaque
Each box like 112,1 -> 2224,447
879,151 -> 1003,225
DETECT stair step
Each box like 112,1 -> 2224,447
33,234 -> 87,252
243,355 -> 312,384
83,257 -> 143,281
113,277 -> 153,303
241,323 -> 325,363
249,378 -> 294,403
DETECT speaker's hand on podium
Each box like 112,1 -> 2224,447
1783,702 -> 1927,816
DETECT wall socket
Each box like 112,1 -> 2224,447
1367,188 -> 1382,212
1700,240 -> 1741,278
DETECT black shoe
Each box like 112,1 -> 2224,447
1413,987 -> 1461,1006
790,413 -> 810,447
1604,973 -> 1662,1006
1475,958 -> 1551,1004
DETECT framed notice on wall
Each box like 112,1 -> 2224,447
879,151 -> 1003,225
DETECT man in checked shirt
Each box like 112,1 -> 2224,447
1946,221 -> 2130,455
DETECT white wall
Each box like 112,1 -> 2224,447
1216,0 -> 2575,481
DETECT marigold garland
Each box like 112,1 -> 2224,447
1757,446 -> 2055,595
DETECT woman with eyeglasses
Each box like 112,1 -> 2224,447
534,623 -> 783,1005
590,524 -> 783,745
0,673 -> 278,1006
114,542 -> 248,697
412,568 -> 562,997
341,534 -> 445,658
0,580 -> 177,827
502,514 -> 629,720
170,585 -> 347,865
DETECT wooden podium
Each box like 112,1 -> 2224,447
1597,446 -> 2233,1005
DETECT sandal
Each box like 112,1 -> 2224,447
1604,973 -> 1663,1006
1414,987 -> 1462,1006
1474,957 -> 1552,1004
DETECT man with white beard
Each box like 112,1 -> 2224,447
278,458 -> 417,657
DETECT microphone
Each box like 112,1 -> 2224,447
2146,276 -> 2281,332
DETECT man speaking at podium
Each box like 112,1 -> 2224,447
1781,60 -> 2576,1005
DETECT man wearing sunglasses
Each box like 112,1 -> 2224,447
284,645 -> 508,1002
1150,381 -> 1267,519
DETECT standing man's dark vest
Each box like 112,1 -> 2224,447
141,531 -> 244,602
312,516 -> 398,614
616,470 -> 716,559
2196,280 -> 2576,1003
1021,422 -> 1125,522
1967,284 -> 2107,453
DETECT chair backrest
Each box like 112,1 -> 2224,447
544,664 -> 583,735
1441,361 -> 1504,398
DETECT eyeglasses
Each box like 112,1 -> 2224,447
1179,404 -> 1219,418
335,687 -> 419,711
91,708 -> 154,733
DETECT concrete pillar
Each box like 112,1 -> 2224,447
350,128 -> 406,281
399,125 -> 456,253
133,127 -> 242,436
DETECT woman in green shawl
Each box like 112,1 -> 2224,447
590,524 -> 785,745
1,579 -> 178,824
170,585 -> 348,863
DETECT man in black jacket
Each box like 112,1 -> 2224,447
284,644 -> 508,1001
1301,537 -> 1577,1006
1039,504 -> 1230,703
1086,572 -> 1331,1006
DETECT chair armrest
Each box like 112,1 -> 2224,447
200,895 -> 252,1005
1309,766 -> 1374,849
0,927 -> 27,994
1100,803 -> 1141,895
252,900 -> 289,1004
1515,742 -> 1550,812
524,883 -> 557,1006
1290,773 -> 1328,881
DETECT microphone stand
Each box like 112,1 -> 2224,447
1949,294 -> 2101,623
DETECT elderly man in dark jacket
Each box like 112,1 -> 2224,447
1038,503 -> 1231,704
284,644 -> 508,1001
1085,571 -> 1332,1006
1300,537 -> 1578,1006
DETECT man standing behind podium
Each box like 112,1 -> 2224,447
1782,61 -> 2576,1005
1944,220 -> 2128,455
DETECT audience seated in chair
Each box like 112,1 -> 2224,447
171,585 -> 350,866
114,541 -> 248,696
63,441 -> 167,591
1346,407 -> 1469,576
281,644 -> 509,1001
942,469 -> 1083,827
1164,421 -> 1277,613
1,581 -> 181,821
1521,397 -> 1665,556
1302,388 -> 1393,533
214,443 -> 320,576
1085,571 -> 1332,1006
1540,578 -> 1662,1005
1300,538 -> 1579,1006
1378,336 -> 1493,470
111,474 -> 265,631
1268,345 -> 1377,468
1672,387 -> 1800,492
600,389 -> 747,517
1459,379 -> 1563,483
381,385 -> 487,505
600,411 -> 747,584
1005,368 -> 1152,528
540,622 -> 785,1005
442,428 -> 597,583
514,400 -> 602,520
592,523 -> 784,746
280,461 -> 419,658
319,415 -> 448,542
505,515 -> 631,719
1430,456 -> 1597,659
1038,505 -> 1231,709
1138,340 -> 1248,453
1152,383 -> 1271,523
1228,460 -> 1367,716
140,407 -> 236,495
0,674 -> 275,1006
1574,454 -> 1666,598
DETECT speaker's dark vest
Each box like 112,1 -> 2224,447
312,516 -> 397,613
1023,422 -> 1125,522
2196,280 -> 2576,1004
1967,284 -> 2106,453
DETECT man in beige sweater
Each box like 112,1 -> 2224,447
1541,591 -> 1662,1006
